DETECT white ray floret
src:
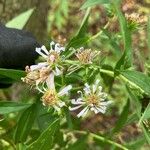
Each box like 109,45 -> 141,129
69,79 -> 112,118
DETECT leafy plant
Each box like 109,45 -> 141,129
1,0 -> 150,149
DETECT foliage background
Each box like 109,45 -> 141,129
0,0 -> 150,149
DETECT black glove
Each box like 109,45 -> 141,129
0,23 -> 40,88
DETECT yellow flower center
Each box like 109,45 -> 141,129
42,90 -> 58,106
86,94 -> 99,106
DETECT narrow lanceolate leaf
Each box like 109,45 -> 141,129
127,88 -> 150,144
112,99 -> 130,134
6,8 -> 34,29
0,101 -> 31,114
14,103 -> 37,143
120,70 -> 150,96
113,1 -> 132,71
81,0 -> 110,9
27,119 -> 60,150
138,102 -> 150,124
0,68 -> 25,81
66,8 -> 90,50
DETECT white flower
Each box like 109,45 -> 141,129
31,41 -> 65,76
40,72 -> 72,112
69,80 -> 112,118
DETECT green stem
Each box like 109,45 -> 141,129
100,68 -> 114,77
88,21 -> 110,42
66,130 -> 128,150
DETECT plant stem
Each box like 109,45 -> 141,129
88,21 -> 110,42
64,130 -> 128,150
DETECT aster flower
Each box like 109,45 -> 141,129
32,41 -> 65,76
67,47 -> 100,75
40,72 -> 72,112
69,80 -> 112,118
76,47 -> 100,64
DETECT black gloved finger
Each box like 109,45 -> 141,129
0,23 -> 41,88
0,23 -> 40,69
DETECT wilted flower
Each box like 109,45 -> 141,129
40,72 -> 72,111
21,64 -> 51,90
69,80 -> 112,118
125,13 -> 147,25
21,66 -> 40,85
76,47 -> 100,64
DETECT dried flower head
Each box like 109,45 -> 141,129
21,66 -> 40,85
69,80 -> 112,118
76,47 -> 100,64
125,13 -> 147,25
21,64 -> 52,89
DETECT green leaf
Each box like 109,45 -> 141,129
66,37 -> 89,49
141,124 -> 150,145
66,8 -> 90,50
14,103 -> 37,143
126,86 -> 141,117
67,135 -> 88,150
6,8 -> 34,29
120,70 -> 150,95
27,119 -> 60,150
127,88 -> 150,144
112,99 -> 130,134
102,29 -> 121,56
138,102 -> 150,124
114,1 -> 132,71
0,101 -> 31,114
0,68 -> 25,81
81,0 -> 110,9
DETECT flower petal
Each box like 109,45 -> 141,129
41,45 -> 49,55
50,41 -> 55,50
46,72 -> 55,89
53,105 -> 61,112
93,106 -> 106,114
35,47 -> 48,59
84,83 -> 91,95
55,43 -> 65,53
69,105 -> 83,111
53,66 -> 62,76
30,62 -> 48,71
100,101 -> 112,106
71,99 -> 85,105
90,107 -> 99,114
57,101 -> 65,107
92,79 -> 100,93
58,85 -> 72,96
77,106 -> 89,118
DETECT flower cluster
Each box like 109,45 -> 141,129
22,41 -> 112,117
